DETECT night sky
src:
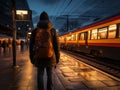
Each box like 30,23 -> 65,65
27,0 -> 60,27
27,0 -> 120,33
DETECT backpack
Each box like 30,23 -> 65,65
33,28 -> 54,59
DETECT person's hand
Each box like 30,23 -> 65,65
54,66 -> 57,69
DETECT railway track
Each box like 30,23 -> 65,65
61,49 -> 120,80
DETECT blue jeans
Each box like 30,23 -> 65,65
37,67 -> 54,90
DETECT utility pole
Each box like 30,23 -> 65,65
11,0 -> 17,67
66,15 -> 69,32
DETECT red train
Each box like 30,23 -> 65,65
59,15 -> 120,61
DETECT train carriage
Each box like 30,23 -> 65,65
59,15 -> 120,61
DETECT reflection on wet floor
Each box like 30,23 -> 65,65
0,46 -> 65,90
56,52 -> 120,90
0,46 -> 120,90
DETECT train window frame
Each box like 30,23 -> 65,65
71,34 -> 76,41
118,23 -> 120,38
108,24 -> 117,39
64,37 -> 66,42
88,30 -> 91,40
78,33 -> 80,40
91,29 -> 98,40
59,37 -> 65,42
98,27 -> 108,39
67,35 -> 72,41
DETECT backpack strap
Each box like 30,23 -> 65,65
50,28 -> 55,36
50,28 -> 55,43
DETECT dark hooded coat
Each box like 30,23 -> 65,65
29,21 -> 60,67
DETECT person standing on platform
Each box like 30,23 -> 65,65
29,11 -> 60,90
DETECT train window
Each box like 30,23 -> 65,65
91,29 -> 97,40
79,33 -> 85,40
98,27 -> 107,39
71,34 -> 76,41
59,37 -> 61,41
67,35 -> 72,41
108,24 -> 117,39
59,37 -> 65,41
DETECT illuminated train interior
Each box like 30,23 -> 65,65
59,15 -> 120,61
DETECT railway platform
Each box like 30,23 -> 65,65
0,46 -> 120,90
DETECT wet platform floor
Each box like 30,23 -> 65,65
0,46 -> 120,90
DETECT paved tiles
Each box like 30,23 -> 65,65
0,46 -> 120,90
56,52 -> 120,90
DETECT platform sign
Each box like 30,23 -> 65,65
15,10 -> 32,21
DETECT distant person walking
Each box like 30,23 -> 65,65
8,39 -> 12,53
29,11 -> 60,90
2,40 -> 8,53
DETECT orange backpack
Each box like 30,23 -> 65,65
33,28 -> 54,59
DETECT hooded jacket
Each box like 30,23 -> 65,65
29,21 -> 60,67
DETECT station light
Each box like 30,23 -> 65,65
28,32 -> 31,35
18,27 -> 21,30
15,10 -> 32,21
16,10 -> 28,15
